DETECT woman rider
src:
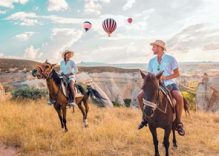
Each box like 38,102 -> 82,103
48,50 -> 78,106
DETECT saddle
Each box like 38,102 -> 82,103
60,76 -> 83,100
159,83 -> 177,122
159,84 -> 175,112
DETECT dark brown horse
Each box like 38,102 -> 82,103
140,70 -> 189,156
32,61 -> 105,132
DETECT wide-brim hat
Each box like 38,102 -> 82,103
150,40 -> 166,51
62,50 -> 74,58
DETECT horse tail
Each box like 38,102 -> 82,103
87,86 -> 106,106
76,84 -> 86,95
183,97 -> 190,115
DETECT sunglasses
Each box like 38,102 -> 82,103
157,64 -> 161,71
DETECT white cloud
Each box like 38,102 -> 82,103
0,53 -> 4,57
0,0 -> 28,8
122,0 -> 135,11
7,12 -> 38,26
15,32 -> 35,41
48,0 -> 69,12
0,10 -> 6,14
6,12 -> 86,26
84,0 -> 111,15
43,15 -> 83,25
40,28 -> 83,62
84,0 -> 102,15
24,45 -> 42,59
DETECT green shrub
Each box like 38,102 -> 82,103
12,87 -> 48,100
112,101 -> 122,107
182,91 -> 196,111
124,98 -> 131,107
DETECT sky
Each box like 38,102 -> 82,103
0,0 -> 219,64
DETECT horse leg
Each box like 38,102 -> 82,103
83,97 -> 89,127
163,128 -> 171,156
62,106 -> 68,132
172,126 -> 177,148
77,101 -> 87,127
149,126 -> 160,156
54,104 -> 64,129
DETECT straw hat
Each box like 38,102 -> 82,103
62,50 -> 74,58
150,40 -> 166,51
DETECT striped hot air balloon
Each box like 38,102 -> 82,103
102,18 -> 117,37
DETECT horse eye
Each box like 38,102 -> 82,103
45,65 -> 49,69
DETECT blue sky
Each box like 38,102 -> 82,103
0,0 -> 219,63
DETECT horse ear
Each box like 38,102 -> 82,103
51,64 -> 57,68
156,70 -> 164,79
45,59 -> 48,63
140,70 -> 147,79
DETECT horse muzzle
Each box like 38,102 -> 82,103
143,99 -> 157,118
32,69 -> 43,79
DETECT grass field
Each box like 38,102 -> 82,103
0,99 -> 219,156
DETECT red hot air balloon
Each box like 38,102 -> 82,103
127,18 -> 133,24
83,21 -> 92,32
102,18 -> 117,37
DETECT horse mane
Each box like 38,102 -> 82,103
51,70 -> 62,86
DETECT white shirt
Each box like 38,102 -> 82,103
148,53 -> 178,86
60,60 -> 78,75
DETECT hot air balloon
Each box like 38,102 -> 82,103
83,21 -> 92,32
127,17 -> 133,24
102,18 -> 117,37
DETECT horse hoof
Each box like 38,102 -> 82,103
83,119 -> 89,128
65,129 -> 68,133
155,153 -> 160,156
173,144 -> 178,148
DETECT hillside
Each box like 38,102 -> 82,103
0,99 -> 219,156
0,58 -> 138,73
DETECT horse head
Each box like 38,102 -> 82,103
140,70 -> 163,117
32,60 -> 57,79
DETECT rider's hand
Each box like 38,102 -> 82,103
161,76 -> 167,81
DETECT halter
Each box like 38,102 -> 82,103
35,64 -> 54,79
142,74 -> 168,114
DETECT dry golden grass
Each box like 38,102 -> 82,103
0,99 -> 219,156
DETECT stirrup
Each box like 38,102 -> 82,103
68,101 -> 77,107
176,123 -> 185,136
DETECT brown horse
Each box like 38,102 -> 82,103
140,70 -> 189,156
32,61 -> 105,132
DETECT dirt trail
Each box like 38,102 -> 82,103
0,143 -> 18,156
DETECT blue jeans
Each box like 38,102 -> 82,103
166,83 -> 179,92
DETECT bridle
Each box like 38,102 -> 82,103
35,64 -> 62,104
35,64 -> 54,79
142,74 -> 168,116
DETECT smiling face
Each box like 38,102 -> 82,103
32,61 -> 56,79
152,44 -> 164,55
64,52 -> 73,60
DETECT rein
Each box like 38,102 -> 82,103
47,71 -> 63,104
143,86 -> 168,114
36,65 -> 54,79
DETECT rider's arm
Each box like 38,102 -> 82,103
147,59 -> 153,73
162,68 -> 180,80
59,61 -> 64,75
71,61 -> 78,74
161,56 -> 179,80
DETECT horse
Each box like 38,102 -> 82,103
32,60 -> 105,132
140,70 -> 189,156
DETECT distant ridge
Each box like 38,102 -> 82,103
0,58 -> 139,73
